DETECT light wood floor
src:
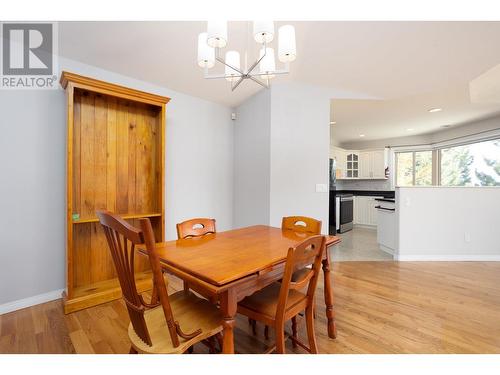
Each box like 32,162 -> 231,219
1,261 -> 500,354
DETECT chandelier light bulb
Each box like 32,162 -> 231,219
278,25 -> 297,63
197,33 -> 215,68
207,21 -> 228,48
253,21 -> 275,44
225,50 -> 241,81
259,47 -> 276,79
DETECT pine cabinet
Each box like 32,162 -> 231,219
61,71 -> 170,314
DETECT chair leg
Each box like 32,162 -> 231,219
275,324 -> 286,354
183,280 -> 190,293
251,319 -> 257,335
264,325 -> 269,340
216,332 -> 223,352
129,346 -> 138,354
207,337 -> 216,354
305,306 -> 318,354
291,316 -> 298,348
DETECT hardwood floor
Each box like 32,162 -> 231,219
1,261 -> 500,354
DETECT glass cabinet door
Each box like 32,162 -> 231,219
346,153 -> 359,178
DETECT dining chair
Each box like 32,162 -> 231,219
252,215 -> 323,339
97,211 -> 222,354
281,216 -> 322,235
237,235 -> 326,354
176,218 -> 216,239
176,218 -> 217,298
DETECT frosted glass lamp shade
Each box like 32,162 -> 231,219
207,21 -> 228,48
225,50 -> 241,81
253,21 -> 274,44
259,47 -> 276,79
278,25 -> 296,62
197,33 -> 215,68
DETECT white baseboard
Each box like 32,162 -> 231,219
396,254 -> 500,261
0,289 -> 64,315
379,245 -> 395,256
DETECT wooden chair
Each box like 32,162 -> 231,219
176,218 -> 216,239
176,218 -> 217,297
282,216 -> 322,235
237,235 -> 326,354
252,216 -> 322,339
97,211 -> 222,354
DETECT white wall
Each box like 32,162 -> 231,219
233,89 -> 271,228
396,187 -> 500,260
268,83 -> 332,231
0,57 -> 234,306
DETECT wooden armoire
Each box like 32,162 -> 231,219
60,72 -> 170,313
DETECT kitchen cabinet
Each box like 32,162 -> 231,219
376,200 -> 397,255
345,152 -> 360,178
360,149 -> 386,179
353,196 -> 379,226
334,147 -> 387,180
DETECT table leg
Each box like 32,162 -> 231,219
219,289 -> 237,354
322,254 -> 337,339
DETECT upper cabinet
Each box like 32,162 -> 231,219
346,152 -> 359,178
333,147 -> 388,180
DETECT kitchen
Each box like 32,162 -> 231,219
329,144 -> 397,260
329,94 -> 500,261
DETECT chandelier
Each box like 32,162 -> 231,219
197,21 -> 297,91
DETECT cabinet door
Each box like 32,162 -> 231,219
368,197 -> 379,225
360,152 -> 371,178
372,149 -> 386,178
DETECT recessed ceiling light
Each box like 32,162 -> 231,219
429,108 -> 442,113
330,121 -> 336,125
359,134 -> 365,137
407,128 -> 414,131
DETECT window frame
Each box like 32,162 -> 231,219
395,150 -> 437,187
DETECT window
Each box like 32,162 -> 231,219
395,151 -> 434,186
440,139 -> 500,186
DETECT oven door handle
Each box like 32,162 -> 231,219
375,205 -> 395,212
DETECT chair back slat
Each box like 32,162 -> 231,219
289,269 -> 314,291
276,235 -> 326,319
97,210 -> 181,348
97,210 -> 151,345
282,216 -> 322,235
176,218 -> 216,239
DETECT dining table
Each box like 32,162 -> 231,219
137,225 -> 341,354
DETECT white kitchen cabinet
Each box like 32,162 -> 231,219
353,196 -> 379,226
360,152 -> 371,178
371,149 -> 386,178
345,152 -> 359,178
376,200 -> 397,255
336,147 -> 387,180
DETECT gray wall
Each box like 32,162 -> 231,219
233,90 -> 271,228
0,57 -> 234,305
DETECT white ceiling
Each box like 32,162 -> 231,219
59,21 -> 500,140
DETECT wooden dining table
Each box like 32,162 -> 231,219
138,225 -> 341,354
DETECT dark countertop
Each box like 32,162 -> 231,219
375,198 -> 396,203
330,189 -> 395,198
